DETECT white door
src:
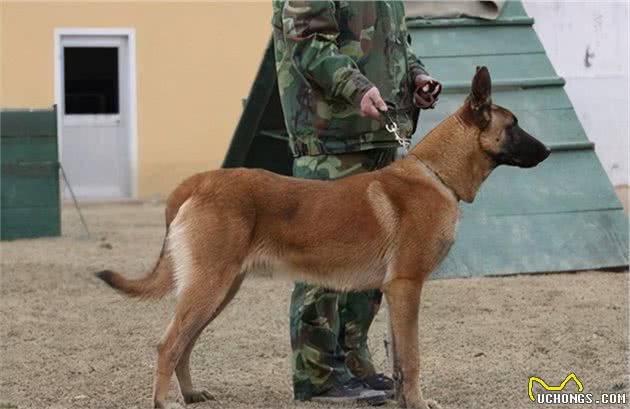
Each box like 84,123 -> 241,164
58,34 -> 132,199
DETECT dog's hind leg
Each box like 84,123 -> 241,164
152,265 -> 243,409
174,272 -> 245,404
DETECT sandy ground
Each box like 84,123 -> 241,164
1,202 -> 628,409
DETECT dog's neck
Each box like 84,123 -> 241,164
409,108 -> 496,203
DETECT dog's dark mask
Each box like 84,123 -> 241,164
495,118 -> 551,168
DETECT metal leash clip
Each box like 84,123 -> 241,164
380,103 -> 411,154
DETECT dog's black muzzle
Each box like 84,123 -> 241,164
496,124 -> 551,168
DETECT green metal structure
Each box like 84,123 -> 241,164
1,108 -> 61,240
223,1 -> 628,277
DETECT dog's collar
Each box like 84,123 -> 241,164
408,154 -> 460,202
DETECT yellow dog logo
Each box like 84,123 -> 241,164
528,373 -> 584,401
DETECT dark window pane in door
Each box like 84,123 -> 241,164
64,47 -> 119,114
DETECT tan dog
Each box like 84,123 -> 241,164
97,67 -> 550,409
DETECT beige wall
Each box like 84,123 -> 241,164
1,1 -> 272,197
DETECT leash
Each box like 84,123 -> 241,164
380,102 -> 412,155
60,163 -> 91,239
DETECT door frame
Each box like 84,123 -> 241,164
54,27 -> 138,198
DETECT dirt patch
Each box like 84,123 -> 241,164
1,203 -> 628,409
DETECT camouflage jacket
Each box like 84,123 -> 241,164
272,0 -> 429,157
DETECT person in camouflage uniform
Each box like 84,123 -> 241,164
272,0 -> 442,404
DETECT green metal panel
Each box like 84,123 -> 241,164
435,210 -> 629,277
420,107 -> 589,145
410,25 -> 545,57
1,162 -> 60,208
0,207 -> 61,240
463,150 -> 622,217
223,1 -> 628,276
1,110 -> 57,138
1,135 -> 59,167
423,54 -> 559,85
1,108 -> 61,240
420,87 -> 573,113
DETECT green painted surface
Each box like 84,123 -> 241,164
2,162 -> 60,208
1,135 -> 59,164
411,25 -> 544,57
1,108 -> 61,240
489,0 -> 528,18
1,110 -> 57,137
223,1 -> 628,276
1,207 -> 61,240
420,87 -> 573,112
424,53 -> 558,84
464,150 -> 622,217
435,210 -> 629,277
420,107 -> 588,145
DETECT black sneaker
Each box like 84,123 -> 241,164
362,373 -> 395,398
312,378 -> 388,406
362,373 -> 394,390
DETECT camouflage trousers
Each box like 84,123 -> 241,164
290,148 -> 397,400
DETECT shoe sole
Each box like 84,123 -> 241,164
381,389 -> 395,400
312,390 -> 388,405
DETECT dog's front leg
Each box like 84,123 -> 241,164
383,278 -> 427,409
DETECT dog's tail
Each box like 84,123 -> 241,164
95,172 -> 204,299
95,241 -> 174,299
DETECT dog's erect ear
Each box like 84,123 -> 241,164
466,66 -> 492,128
471,66 -> 492,105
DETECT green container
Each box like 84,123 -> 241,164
1,108 -> 61,240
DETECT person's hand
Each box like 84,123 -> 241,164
414,74 -> 442,109
360,87 -> 387,120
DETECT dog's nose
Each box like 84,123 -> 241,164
540,145 -> 551,161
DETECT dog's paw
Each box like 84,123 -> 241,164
425,399 -> 443,409
183,389 -> 215,404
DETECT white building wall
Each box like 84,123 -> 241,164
523,1 -> 629,186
